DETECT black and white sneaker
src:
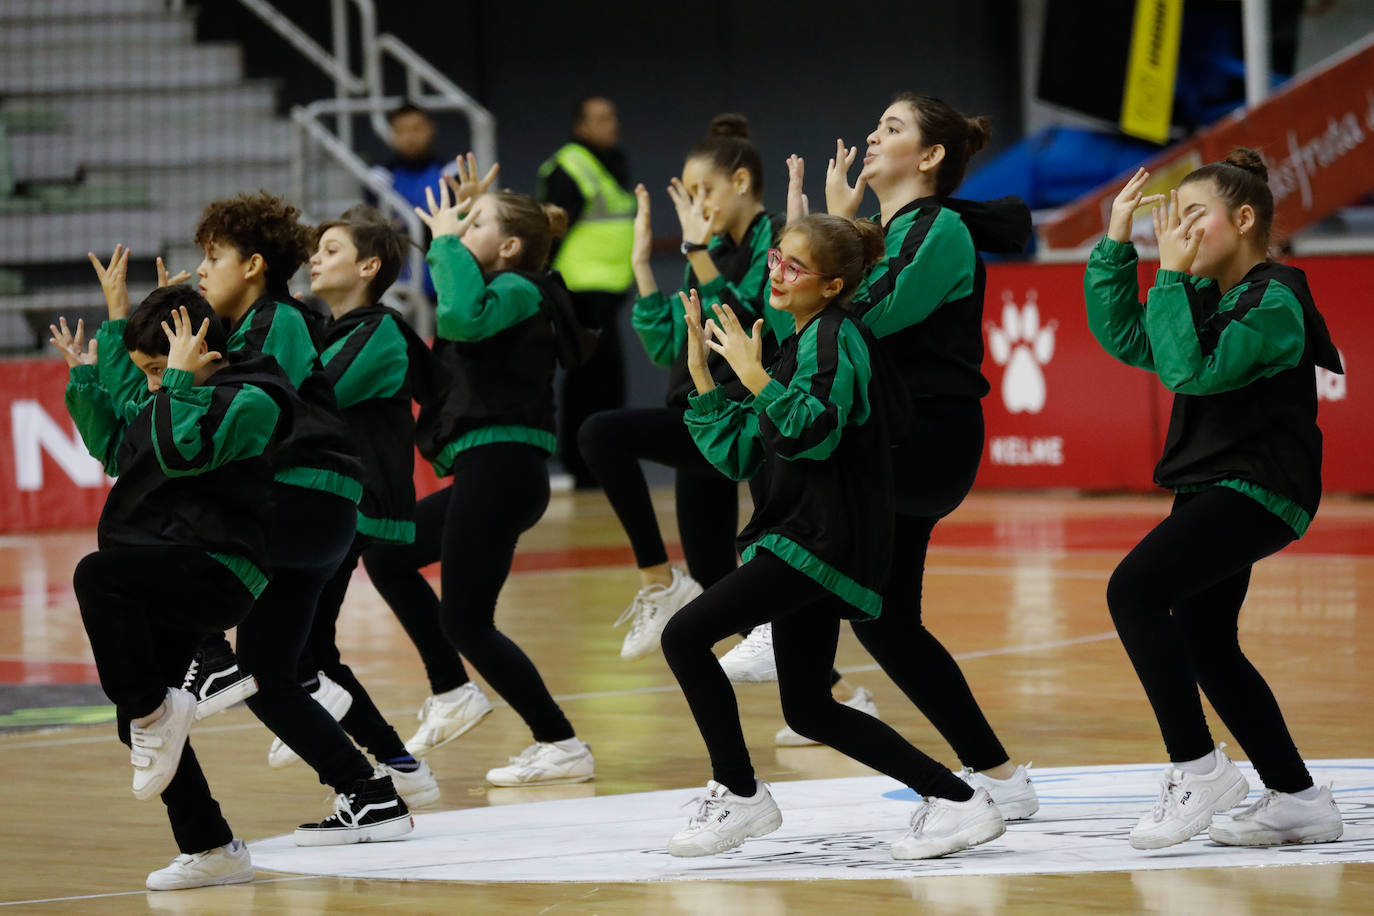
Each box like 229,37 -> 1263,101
293,774 -> 414,846
183,644 -> 258,721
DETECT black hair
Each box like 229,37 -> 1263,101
387,101 -> 432,124
315,205 -> 408,305
891,93 -> 990,197
686,113 -> 765,200
123,286 -> 227,357
572,95 -> 612,126
1180,147 -> 1276,252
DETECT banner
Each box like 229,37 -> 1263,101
1120,0 -> 1185,143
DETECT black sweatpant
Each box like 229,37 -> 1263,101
297,536 -> 408,763
577,406 -> 739,587
661,550 -> 974,801
236,484 -> 375,793
1107,486 -> 1312,793
559,289 -> 628,488
74,546 -> 253,855
364,443 -> 575,743
852,397 -> 1009,772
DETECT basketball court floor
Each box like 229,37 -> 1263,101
1,490 -> 1371,913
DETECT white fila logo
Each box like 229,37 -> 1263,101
986,290 -> 1057,415
1316,348 -> 1346,402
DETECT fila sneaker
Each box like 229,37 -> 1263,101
145,838 -> 253,891
294,774 -> 413,846
377,760 -> 441,809
614,567 -> 703,661
485,738 -> 594,786
719,623 -> 778,683
667,779 -> 784,857
775,686 -> 880,746
891,788 -> 1006,859
183,645 -> 257,721
268,672 -> 354,768
958,763 -> 1040,820
1209,786 -> 1343,846
1129,749 -> 1250,849
404,682 -> 492,757
130,687 -> 197,801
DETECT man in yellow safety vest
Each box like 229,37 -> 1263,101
536,96 -> 636,489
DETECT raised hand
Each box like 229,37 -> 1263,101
161,306 -> 222,375
443,151 -> 499,205
824,138 -> 868,218
1152,189 -> 1205,273
415,177 -> 474,239
786,154 -> 809,225
667,177 -> 711,246
156,256 -> 191,288
88,244 -> 131,320
679,289 -> 715,394
1108,168 -> 1165,244
49,317 -> 97,369
632,184 -> 653,266
705,302 -> 765,386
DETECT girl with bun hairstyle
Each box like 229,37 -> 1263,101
808,94 -> 1038,818
659,214 -> 1005,861
363,172 -> 598,787
1086,150 -> 1344,850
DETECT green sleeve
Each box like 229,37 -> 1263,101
696,222 -> 772,326
683,386 -> 766,481
630,289 -> 686,367
851,208 -> 976,338
227,303 -> 319,389
321,314 -> 409,408
64,363 -> 123,476
428,236 -> 541,341
1083,236 -> 1161,370
1144,274 -> 1307,395
150,369 -> 281,477
94,318 -> 151,412
753,319 -> 870,462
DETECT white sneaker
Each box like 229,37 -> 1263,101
774,686 -> 880,747
959,763 -> 1039,820
404,682 -> 493,757
146,838 -> 253,891
377,760 -> 441,809
268,672 -> 354,769
667,779 -> 784,857
1209,786 -> 1343,846
719,623 -> 777,683
1129,748 -> 1251,849
614,568 -> 703,661
485,737 -> 595,786
891,788 -> 1005,859
130,688 -> 198,801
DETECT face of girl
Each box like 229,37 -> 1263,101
682,156 -> 750,237
309,226 -> 371,299
860,101 -> 928,189
460,195 -> 517,271
767,231 -> 836,317
1176,179 -> 1251,278
196,240 -> 259,316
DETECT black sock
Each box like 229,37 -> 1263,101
384,754 -> 420,773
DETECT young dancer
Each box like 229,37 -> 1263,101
814,94 -> 1038,818
660,214 -> 1005,860
57,285 -> 281,890
187,192 -> 414,843
363,173 -> 596,786
1085,153 -> 1344,849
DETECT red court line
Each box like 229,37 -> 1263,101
0,660 -> 98,685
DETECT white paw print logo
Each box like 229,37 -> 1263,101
986,290 -> 1057,414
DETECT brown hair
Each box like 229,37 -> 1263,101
492,191 -> 568,271
315,205 -> 408,305
686,113 -> 765,199
783,214 -> 886,307
892,93 -> 990,198
1180,147 -> 1275,252
194,191 -> 314,294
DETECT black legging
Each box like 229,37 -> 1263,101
364,442 -> 575,743
560,290 -> 628,488
577,406 -> 739,588
851,397 -> 1009,772
661,550 -> 973,801
75,546 -> 253,855
298,537 -> 408,763
1107,486 -> 1312,793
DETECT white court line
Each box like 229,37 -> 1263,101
0,874 -> 327,908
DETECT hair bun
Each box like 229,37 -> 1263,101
1224,147 -> 1268,181
965,116 -> 991,158
851,218 -> 886,273
708,113 -> 750,139
541,203 -> 569,238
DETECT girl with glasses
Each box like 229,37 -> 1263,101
660,214 -> 1006,861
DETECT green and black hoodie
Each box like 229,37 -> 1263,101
1084,236 -> 1343,536
632,211 -> 786,408
321,304 -> 443,544
66,324 -> 295,598
226,294 -> 364,503
852,196 -> 1031,404
685,305 -> 899,619
419,235 -> 588,475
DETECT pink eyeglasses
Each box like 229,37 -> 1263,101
767,248 -> 828,283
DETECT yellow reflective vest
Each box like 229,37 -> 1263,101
538,142 -> 635,292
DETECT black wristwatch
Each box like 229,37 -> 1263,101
680,240 -> 709,255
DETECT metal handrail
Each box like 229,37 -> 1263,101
235,0 -> 366,95
376,33 -> 497,168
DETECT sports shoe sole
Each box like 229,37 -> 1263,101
891,814 -> 1006,860
292,813 -> 414,847
146,866 -> 254,891
993,795 -> 1040,821
485,770 -> 595,788
1129,771 -> 1251,850
667,806 -> 784,857
404,703 -> 493,757
1208,819 -> 1344,846
397,783 -> 441,809
193,676 -> 259,721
